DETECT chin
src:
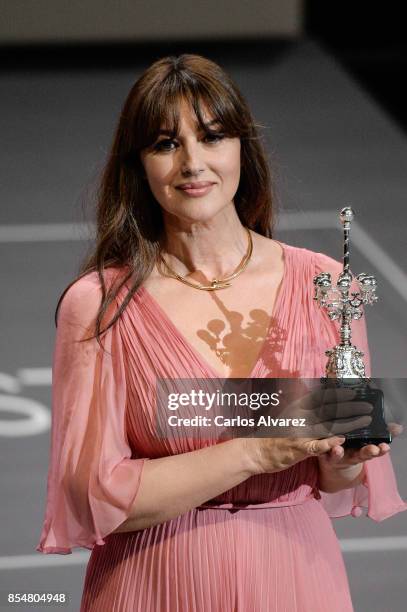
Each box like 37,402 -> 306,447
186,203 -> 230,220
164,200 -> 227,221
177,211 -> 222,225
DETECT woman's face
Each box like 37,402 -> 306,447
140,98 -> 241,225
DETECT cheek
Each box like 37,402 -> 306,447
217,142 -> 241,179
142,159 -> 177,208
144,160 -> 170,186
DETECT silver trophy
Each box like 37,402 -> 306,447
313,206 -> 391,448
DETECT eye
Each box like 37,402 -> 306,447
203,132 -> 225,144
152,132 -> 225,153
153,138 -> 178,152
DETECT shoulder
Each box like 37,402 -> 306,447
57,267 -> 127,327
277,241 -> 342,274
249,232 -> 343,280
250,231 -> 343,274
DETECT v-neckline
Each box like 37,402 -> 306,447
139,240 -> 289,380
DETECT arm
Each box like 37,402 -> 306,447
116,430 -> 353,533
113,438 -> 255,532
37,271 -> 153,554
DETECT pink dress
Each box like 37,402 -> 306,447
36,241 -> 407,611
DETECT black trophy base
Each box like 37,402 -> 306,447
343,430 -> 392,450
321,378 -> 392,450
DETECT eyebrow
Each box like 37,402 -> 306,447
158,119 -> 221,136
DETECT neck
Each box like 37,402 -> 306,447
159,205 -> 251,280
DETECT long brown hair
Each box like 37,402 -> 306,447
55,53 -> 278,346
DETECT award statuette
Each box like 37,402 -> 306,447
313,206 -> 392,449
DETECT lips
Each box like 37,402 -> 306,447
176,181 -> 215,189
175,181 -> 216,198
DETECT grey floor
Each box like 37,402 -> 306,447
0,39 -> 406,611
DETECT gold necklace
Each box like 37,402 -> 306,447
157,227 -> 253,291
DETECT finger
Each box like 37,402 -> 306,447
358,444 -> 390,461
323,431 -> 397,462
383,400 -> 397,428
311,415 -> 372,437
297,386 -> 353,411
323,444 -> 345,465
317,401 -> 373,421
303,435 -> 346,456
304,386 -> 357,410
387,422 -> 403,437
341,445 -> 387,464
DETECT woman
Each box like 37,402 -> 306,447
36,54 -> 406,611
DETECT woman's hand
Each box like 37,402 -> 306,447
240,385 -> 377,476
318,441 -> 390,469
240,386 -> 404,480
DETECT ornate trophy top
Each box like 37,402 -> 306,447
313,206 -> 378,378
339,206 -> 354,225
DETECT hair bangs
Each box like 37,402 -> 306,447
135,72 -> 241,152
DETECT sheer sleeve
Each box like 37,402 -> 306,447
313,251 -> 407,521
36,271 -> 149,554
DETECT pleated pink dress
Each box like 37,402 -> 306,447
36,241 -> 407,612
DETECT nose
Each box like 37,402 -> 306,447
180,138 -> 205,177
